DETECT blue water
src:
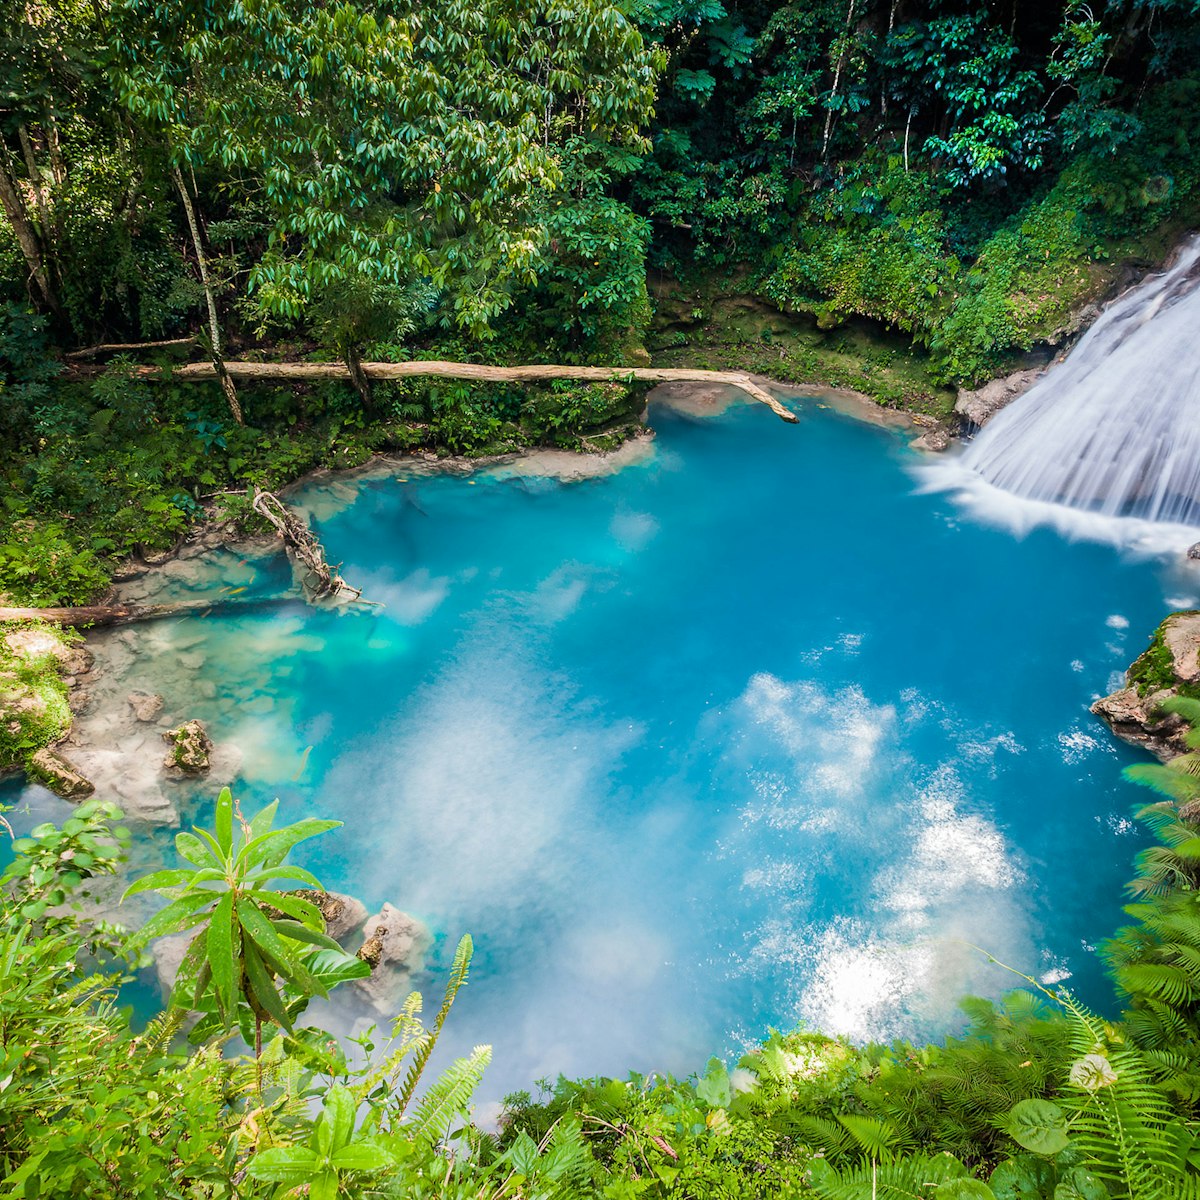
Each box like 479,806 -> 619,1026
4,391 -> 1193,1107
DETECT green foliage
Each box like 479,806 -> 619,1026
123,787 -> 362,1038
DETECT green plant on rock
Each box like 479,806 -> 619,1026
123,786 -> 368,1051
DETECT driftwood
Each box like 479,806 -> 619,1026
251,488 -> 363,602
172,360 -> 800,424
0,596 -> 307,628
67,336 -> 198,360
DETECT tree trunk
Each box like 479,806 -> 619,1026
172,165 -> 243,425
822,0 -> 858,161
0,139 -> 60,313
344,343 -> 373,409
0,596 -> 306,627
171,360 -> 799,423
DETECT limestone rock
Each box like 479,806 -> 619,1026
1188,542 -> 1200,561
150,931 -> 195,995
291,889 -> 368,941
1092,611 -> 1200,759
162,719 -> 212,774
128,691 -> 164,722
28,746 -> 95,799
353,903 -> 432,1012
955,367 -> 1044,428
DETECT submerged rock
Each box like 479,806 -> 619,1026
912,425 -> 953,452
162,719 -> 213,774
955,367 -> 1044,429
353,903 -> 432,1013
1188,542 -> 1200,561
128,691 -> 164,722
27,746 -> 95,799
1092,610 -> 1200,759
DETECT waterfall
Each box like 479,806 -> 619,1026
960,235 -> 1200,528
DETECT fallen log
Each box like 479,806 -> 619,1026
0,596 -> 308,628
172,360 -> 799,424
251,488 -> 364,602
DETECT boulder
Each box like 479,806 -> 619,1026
912,425 -> 953,452
353,903 -> 432,1013
955,367 -> 1044,428
1188,542 -> 1200,561
27,746 -> 95,799
150,931 -> 196,995
162,719 -> 213,774
1092,611 -> 1200,759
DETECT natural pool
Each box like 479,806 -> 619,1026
4,387 -> 1197,1109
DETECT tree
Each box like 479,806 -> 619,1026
115,0 -> 659,371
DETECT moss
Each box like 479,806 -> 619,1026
1128,611 -> 1200,699
0,620 -> 81,771
648,283 -> 956,418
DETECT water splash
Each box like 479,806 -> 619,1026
960,236 -> 1200,528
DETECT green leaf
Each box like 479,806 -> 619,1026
249,864 -> 325,892
242,938 -> 292,1032
696,1057 -> 732,1109
247,818 -> 340,869
331,1142 -> 394,1172
238,898 -> 326,997
125,892 -> 211,949
207,891 -> 238,1022
935,1183 -> 996,1200
1053,1169 -> 1107,1200
307,947 -> 372,986
244,1146 -> 320,1183
270,919 -> 341,951
214,786 -> 233,856
324,1085 -> 358,1155
248,799 -> 278,840
175,830 -> 221,868
310,1170 -> 339,1200
258,890 -> 325,927
1004,1099 -> 1071,1157
121,868 -> 198,899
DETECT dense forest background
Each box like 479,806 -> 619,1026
2,0 -> 1199,606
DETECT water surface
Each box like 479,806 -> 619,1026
4,391 -> 1193,1106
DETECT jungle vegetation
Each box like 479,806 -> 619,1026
1,0 -> 1199,605
6,703 -> 1200,1196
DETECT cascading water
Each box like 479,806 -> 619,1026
961,235 -> 1200,527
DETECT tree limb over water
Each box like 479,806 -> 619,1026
169,360 -> 800,424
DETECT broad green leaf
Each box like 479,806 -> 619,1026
249,865 -> 325,892
248,799 -> 278,840
270,919 -> 340,951
331,1142 -> 395,1171
214,786 -> 233,856
258,890 -> 324,927
125,892 -> 211,949
307,947 -> 372,986
243,938 -> 292,1032
248,818 -> 340,869
1004,1099 -> 1071,1157
121,868 -> 197,899
238,899 -> 326,997
207,892 -> 238,1022
935,1183 -> 996,1200
310,1169 -> 339,1200
1053,1169 -> 1107,1200
321,1086 -> 357,1155
175,830 -> 221,868
244,1146 -> 320,1183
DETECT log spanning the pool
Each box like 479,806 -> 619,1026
170,360 -> 800,425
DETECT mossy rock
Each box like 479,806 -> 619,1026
0,620 -> 86,774
1128,611 -> 1200,699
162,719 -> 213,775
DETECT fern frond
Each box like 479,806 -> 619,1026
410,1043 -> 491,1146
395,933 -> 473,1117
